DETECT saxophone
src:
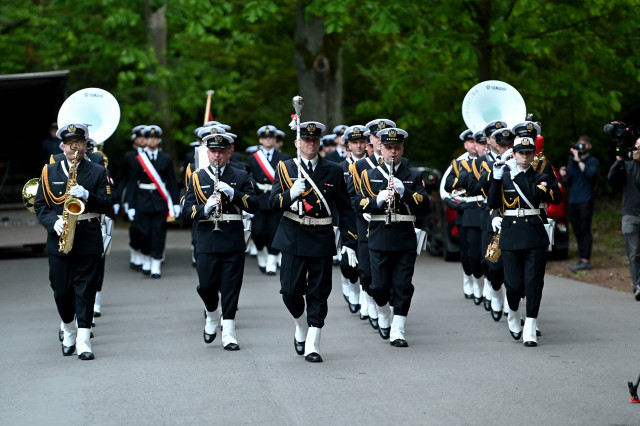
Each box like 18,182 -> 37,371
58,150 -> 86,254
485,229 -> 502,262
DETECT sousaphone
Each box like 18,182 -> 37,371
461,80 -> 526,133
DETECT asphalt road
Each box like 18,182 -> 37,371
1,227 -> 639,425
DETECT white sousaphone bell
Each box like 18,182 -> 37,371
461,80 -> 526,133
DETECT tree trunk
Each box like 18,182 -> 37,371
293,0 -> 344,128
144,2 -> 174,158
473,0 -> 492,81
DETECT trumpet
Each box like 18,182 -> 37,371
384,156 -> 395,228
212,159 -> 222,233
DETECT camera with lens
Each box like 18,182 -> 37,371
603,121 -> 638,160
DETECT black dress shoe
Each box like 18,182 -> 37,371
62,344 -> 75,356
343,294 -> 350,304
369,317 -> 379,330
93,311 -> 101,318
305,352 -> 323,362
536,329 -> 541,337
294,339 -> 305,355
266,271 -> 276,276
224,343 -> 240,351
464,293 -> 473,299
203,330 -> 216,344
135,264 -> 142,272
378,327 -> 390,340
130,262 -> 137,270
473,296 -> 483,305
523,341 -> 537,347
348,303 -> 360,314
491,309 -> 503,322
390,339 -> 408,347
359,312 -> 369,321
483,298 -> 491,311
259,266 -> 266,273
151,273 -> 161,279
192,261 -> 197,268
510,330 -> 522,340
90,331 -> 94,338
78,352 -> 95,360
58,329 -> 64,342
142,269 -> 151,276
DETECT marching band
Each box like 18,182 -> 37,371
31,83 -> 563,361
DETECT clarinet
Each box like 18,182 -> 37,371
212,159 -> 222,233
384,156 -> 395,228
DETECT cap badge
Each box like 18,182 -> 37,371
496,122 -> 503,129
502,130 -> 509,137
377,121 -> 386,130
307,123 -> 316,132
210,128 -> 219,134
214,135 -> 223,143
67,124 -> 76,132
526,123 -> 534,131
388,129 -> 397,138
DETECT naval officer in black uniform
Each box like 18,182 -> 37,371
247,125 -> 292,275
488,123 -> 562,347
125,125 -> 180,278
34,123 -> 115,360
183,133 -> 259,350
356,128 -> 429,347
270,121 -> 358,363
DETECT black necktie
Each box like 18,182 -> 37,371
266,152 -> 271,162
307,160 -> 313,173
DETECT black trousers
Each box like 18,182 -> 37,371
357,240 -> 373,293
569,200 -> 594,260
481,231 -> 505,291
129,223 -> 144,251
502,246 -> 547,318
252,210 -> 280,255
279,253 -> 332,328
96,254 -> 106,292
465,226 -> 484,278
49,254 -> 102,328
196,252 -> 245,320
135,210 -> 168,259
340,251 -> 359,283
369,249 -> 416,316
458,226 -> 472,275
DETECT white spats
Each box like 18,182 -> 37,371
151,258 -> 162,276
507,302 -> 522,336
142,255 -> 151,273
341,276 -> 352,301
62,320 -> 77,347
359,287 -> 369,316
490,287 -> 503,313
257,248 -> 268,269
366,295 -> 378,320
76,328 -> 92,354
348,282 -> 360,305
523,317 -> 538,346
221,319 -> 238,346
93,291 -> 102,315
266,254 -> 278,274
472,275 -> 484,299
482,277 -> 490,300
304,326 -> 321,357
205,308 -> 221,335
130,248 -> 143,267
390,315 -> 406,342
377,303 -> 391,329
293,316 -> 308,342
463,273 -> 473,296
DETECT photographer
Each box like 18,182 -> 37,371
559,136 -> 599,272
608,137 -> 640,301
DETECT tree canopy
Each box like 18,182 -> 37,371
1,0 -> 640,180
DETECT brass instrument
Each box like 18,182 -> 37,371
59,150 -> 86,254
384,156 -> 395,228
212,159 -> 222,233
485,229 -> 501,262
22,178 -> 40,213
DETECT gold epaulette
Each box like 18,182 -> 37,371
192,172 -> 208,204
278,162 -> 293,190
42,164 -> 65,206
360,170 -> 376,198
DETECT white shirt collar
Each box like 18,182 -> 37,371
302,156 -> 319,168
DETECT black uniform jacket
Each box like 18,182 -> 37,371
444,154 -> 483,227
348,154 -> 410,242
125,150 -> 180,213
183,165 -> 258,253
269,157 -> 357,257
356,162 -> 430,252
488,166 -> 562,251
34,159 -> 114,256
246,150 -> 292,210
51,152 -> 105,167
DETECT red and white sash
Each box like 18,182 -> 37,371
137,150 -> 175,218
253,150 -> 276,183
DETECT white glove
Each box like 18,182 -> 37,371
493,163 -> 504,180
506,158 -> 519,172
362,213 -> 371,222
113,204 -> 120,215
124,202 -> 129,212
69,185 -> 89,200
341,246 -> 358,268
491,217 -> 503,232
216,181 -> 234,199
173,205 -> 181,217
502,148 -> 513,159
289,202 -> 300,212
392,178 -> 405,198
53,218 -> 64,236
204,195 -> 219,216
127,209 -> 135,221
376,190 -> 391,207
290,178 -> 306,200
